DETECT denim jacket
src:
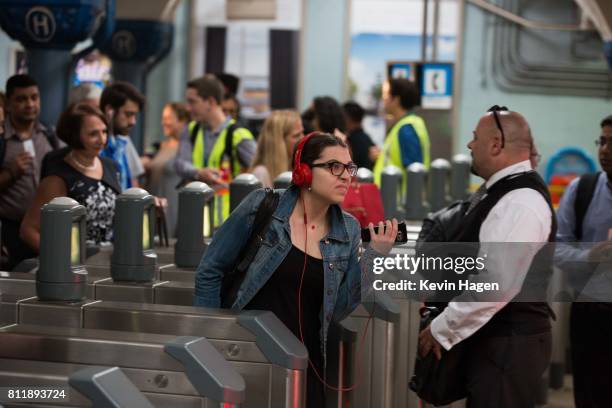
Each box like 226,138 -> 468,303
193,185 -> 379,362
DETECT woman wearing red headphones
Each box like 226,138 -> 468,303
194,132 -> 398,407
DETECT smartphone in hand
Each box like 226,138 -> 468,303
23,139 -> 35,157
361,221 -> 408,243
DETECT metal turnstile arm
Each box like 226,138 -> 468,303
69,366 -> 154,408
164,336 -> 246,405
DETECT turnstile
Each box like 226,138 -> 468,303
0,324 -> 245,407
341,295 -> 401,408
8,299 -> 307,408
70,366 -> 155,408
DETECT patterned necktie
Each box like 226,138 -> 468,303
466,183 -> 487,214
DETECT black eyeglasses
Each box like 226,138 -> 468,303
487,105 -> 508,148
595,137 -> 612,148
311,161 -> 358,177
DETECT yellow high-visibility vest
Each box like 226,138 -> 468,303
373,113 -> 431,196
190,119 -> 254,226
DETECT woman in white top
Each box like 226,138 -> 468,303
251,110 -> 304,187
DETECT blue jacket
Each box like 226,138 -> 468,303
194,185 -> 380,361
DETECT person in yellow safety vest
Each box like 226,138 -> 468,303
373,78 -> 431,197
175,75 -> 256,227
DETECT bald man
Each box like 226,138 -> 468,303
418,107 -> 555,407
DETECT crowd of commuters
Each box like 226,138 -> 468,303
0,69 -> 610,408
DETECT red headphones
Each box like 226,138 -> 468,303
291,131 -> 318,187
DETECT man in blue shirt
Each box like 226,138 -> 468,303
99,82 -> 145,191
555,114 -> 612,408
373,79 -> 430,192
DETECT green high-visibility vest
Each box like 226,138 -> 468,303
373,114 -> 431,196
189,119 -> 254,226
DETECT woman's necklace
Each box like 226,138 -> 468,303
69,151 -> 98,171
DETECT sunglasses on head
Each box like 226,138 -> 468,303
487,105 -> 508,148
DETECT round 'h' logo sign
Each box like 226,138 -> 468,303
112,30 -> 137,59
25,6 -> 56,43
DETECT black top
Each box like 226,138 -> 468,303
348,128 -> 375,170
42,147 -> 121,245
245,245 -> 325,407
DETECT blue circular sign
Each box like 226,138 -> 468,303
25,6 -> 56,43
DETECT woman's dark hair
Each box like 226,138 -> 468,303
342,101 -> 365,123
601,115 -> 612,128
291,132 -> 348,169
312,96 -> 346,133
56,103 -> 108,149
301,107 -> 315,134
388,78 -> 420,111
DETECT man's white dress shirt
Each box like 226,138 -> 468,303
431,160 -> 552,350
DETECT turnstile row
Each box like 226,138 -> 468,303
0,289 -> 308,408
0,324 -> 245,407
0,222 -> 477,408
0,274 -> 402,408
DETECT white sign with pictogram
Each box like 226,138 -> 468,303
421,63 -> 453,110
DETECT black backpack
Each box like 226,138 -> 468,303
417,200 -> 469,243
0,124 -> 59,167
573,172 -> 600,241
410,200 -> 471,405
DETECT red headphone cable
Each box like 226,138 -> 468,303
297,192 -> 375,393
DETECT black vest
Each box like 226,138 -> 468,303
456,171 -> 556,336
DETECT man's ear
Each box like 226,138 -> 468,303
104,106 -> 115,118
206,96 -> 219,108
490,137 -> 503,156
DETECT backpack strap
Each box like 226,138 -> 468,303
235,188 -> 279,272
221,188 -> 280,308
190,123 -> 201,147
0,137 -> 6,168
223,123 -> 238,175
574,172 -> 600,241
